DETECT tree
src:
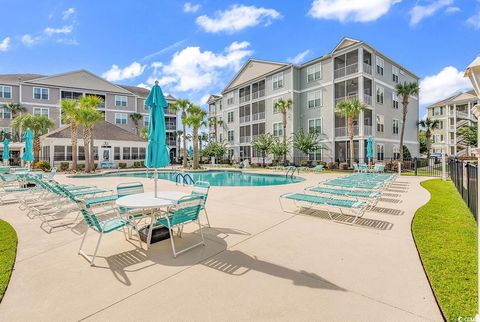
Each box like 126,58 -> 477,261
199,132 -> 209,162
396,82 -> 420,161
417,117 -> 440,158
270,138 -> 290,165
171,99 -> 192,168
175,130 -> 183,162
419,131 -> 427,155
61,99 -> 80,170
185,105 -> 207,169
208,116 -> 224,142
140,126 -> 148,140
251,133 -> 275,167
335,98 -> 366,167
12,114 -> 55,161
130,113 -> 143,135
457,125 -> 478,152
202,140 -> 227,163
4,103 -> 27,141
293,129 -> 321,165
273,98 -> 293,165
77,96 -> 104,172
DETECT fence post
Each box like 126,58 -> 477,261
442,152 -> 446,181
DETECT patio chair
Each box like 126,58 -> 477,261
78,198 -> 142,266
313,165 -> 324,172
116,182 -> 145,234
0,166 -> 11,174
155,195 -> 205,258
191,181 -> 211,227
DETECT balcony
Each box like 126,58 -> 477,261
239,95 -> 250,104
251,112 -> 265,122
364,125 -> 372,136
166,123 -> 176,130
456,110 -> 469,119
335,94 -> 358,106
252,90 -> 265,100
335,126 -> 359,137
239,136 -> 251,143
363,63 -> 372,75
164,108 -> 176,115
448,125 -> 455,132
363,94 -> 372,106
240,115 -> 251,124
334,63 -> 358,78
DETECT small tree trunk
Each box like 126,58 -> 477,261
399,98 -> 409,162
182,116 -> 188,168
425,132 -> 431,158
71,123 -> 78,171
348,116 -> 354,168
89,126 -> 95,171
282,112 -> 287,165
193,128 -> 199,169
83,128 -> 90,172
33,136 -> 40,162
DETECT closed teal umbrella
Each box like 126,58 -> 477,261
367,136 -> 374,164
144,81 -> 170,197
188,146 -> 193,159
22,129 -> 34,168
2,138 -> 9,165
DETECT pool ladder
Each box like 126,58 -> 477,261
285,166 -> 298,178
175,173 -> 195,185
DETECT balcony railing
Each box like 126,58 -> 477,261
335,125 -> 359,137
448,125 -> 455,132
457,110 -> 469,119
252,112 -> 265,121
364,125 -> 372,136
252,90 -> 265,100
335,94 -> 358,106
334,63 -> 358,78
363,94 -> 372,106
239,136 -> 251,143
240,115 -> 251,124
164,108 -> 176,115
363,63 -> 372,75
239,94 -> 250,103
166,123 -> 176,130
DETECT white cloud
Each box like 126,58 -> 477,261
287,50 -> 311,64
409,0 -> 453,26
137,83 -> 151,90
196,5 -> 281,33
183,2 -> 201,13
467,10 -> 480,30
419,66 -> 472,106
43,25 -> 73,36
21,34 -> 40,47
0,37 -> 11,52
102,62 -> 147,82
308,0 -> 401,22
62,7 -> 75,20
147,41 -> 253,92
445,6 -> 460,14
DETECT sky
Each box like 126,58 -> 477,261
0,0 -> 479,119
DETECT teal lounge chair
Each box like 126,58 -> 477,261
191,181 -> 211,227
313,165 -> 324,172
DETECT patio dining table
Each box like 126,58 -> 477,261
115,191 -> 189,248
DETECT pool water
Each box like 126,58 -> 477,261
98,170 -> 303,187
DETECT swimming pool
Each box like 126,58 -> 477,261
84,170 -> 303,187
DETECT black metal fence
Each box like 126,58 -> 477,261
449,159 -> 478,221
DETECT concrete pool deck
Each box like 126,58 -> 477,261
0,171 -> 442,321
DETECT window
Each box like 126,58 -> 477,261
376,57 -> 384,76
376,115 -> 384,132
139,147 -> 146,159
93,146 -> 99,160
66,146 -> 72,161
115,113 -> 127,125
239,86 -> 251,103
33,107 -> 49,117
228,130 -> 234,142
307,90 -> 322,109
61,91 -> 82,100
115,95 -> 127,107
123,147 -> 131,160
252,80 -> 265,99
393,145 -> 400,160
392,92 -> 399,109
393,119 -> 399,134
0,107 -> 11,119
78,146 -> 85,161
54,146 -> 65,161
143,115 -> 149,126
309,148 -> 321,162
273,122 -> 283,136
438,120 -> 444,130
226,92 -> 234,105
33,87 -> 49,100
308,118 -> 322,134
376,86 -> 384,104
219,133 -> 223,142
131,147 -> 139,160
307,63 -> 321,82
433,107 -> 443,116
251,100 -> 265,121
272,72 -> 284,90
376,144 -> 384,161
0,86 -> 12,99
227,111 -> 234,123
392,66 -> 399,83
114,147 -> 120,160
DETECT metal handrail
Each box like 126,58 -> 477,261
285,166 -> 298,178
175,172 -> 195,185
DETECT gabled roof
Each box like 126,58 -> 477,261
331,37 -> 362,53
24,70 -> 133,95
43,120 -> 146,142
0,74 -> 46,85
428,90 -> 476,108
117,85 -> 150,98
222,59 -> 290,93
206,95 -> 221,104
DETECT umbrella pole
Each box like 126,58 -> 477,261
154,168 -> 158,198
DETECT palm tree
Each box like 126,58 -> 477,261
273,98 -> 293,165
199,132 -> 209,160
293,129 -> 321,165
185,105 -> 207,169
4,103 -> 27,141
396,82 -> 420,161
12,114 -> 55,161
208,116 -> 224,142
140,126 -> 148,140
417,118 -> 440,158
130,112 -> 143,135
251,133 -> 275,167
171,99 -> 191,168
77,96 -> 104,172
61,99 -> 80,170
336,99 -> 366,168
175,130 -> 183,162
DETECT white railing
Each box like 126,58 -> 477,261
364,125 -> 372,136
335,94 -> 359,106
166,123 -> 176,130
252,90 -> 265,99
239,136 -> 251,143
252,112 -> 265,121
448,125 -> 455,132
345,63 -> 358,76
240,115 -> 251,124
363,94 -> 372,106
363,63 -> 372,75
456,110 -> 469,119
239,95 -> 250,103
334,67 -> 345,78
335,126 -> 359,137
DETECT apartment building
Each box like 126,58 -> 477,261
427,90 -> 478,157
207,37 -> 420,164
0,70 -> 177,164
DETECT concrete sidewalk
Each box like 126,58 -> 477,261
0,172 -> 442,321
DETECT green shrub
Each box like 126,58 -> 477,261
119,162 -> 127,169
327,162 -> 338,170
59,162 -> 69,171
339,162 -> 349,170
133,161 -> 144,168
33,161 -> 51,171
77,164 -> 85,171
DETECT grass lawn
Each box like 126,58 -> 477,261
0,219 -> 17,302
413,179 -> 477,321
